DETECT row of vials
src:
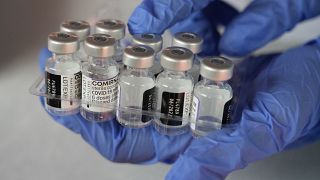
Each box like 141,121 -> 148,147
44,19 -> 234,137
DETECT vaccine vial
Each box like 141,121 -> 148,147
45,32 -> 81,116
117,45 -> 155,128
60,20 -> 90,63
190,57 -> 234,137
81,34 -> 119,122
172,32 -> 203,82
95,19 -> 125,65
154,47 -> 194,135
132,33 -> 163,77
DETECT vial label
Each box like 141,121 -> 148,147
142,87 -> 156,122
160,91 -> 191,126
45,71 -> 81,108
190,96 -> 199,130
82,74 -> 119,112
222,97 -> 233,125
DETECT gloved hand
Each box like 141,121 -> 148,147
127,0 -> 320,179
128,0 -> 320,56
165,41 -> 320,179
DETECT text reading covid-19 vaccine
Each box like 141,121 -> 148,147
132,33 -> 163,77
95,19 -> 125,64
154,47 -> 194,135
60,20 -> 90,63
81,34 -> 119,122
190,57 -> 234,137
45,32 -> 81,116
172,32 -> 203,82
117,45 -> 156,128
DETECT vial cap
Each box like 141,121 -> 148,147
172,32 -> 203,54
200,57 -> 234,81
84,34 -> 115,58
132,34 -> 163,53
123,45 -> 155,68
60,20 -> 90,41
160,47 -> 193,71
95,19 -> 125,40
48,32 -> 79,54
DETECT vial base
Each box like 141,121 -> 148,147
45,101 -> 79,116
153,119 -> 189,136
117,111 -> 152,128
191,117 -> 221,137
80,107 -> 115,122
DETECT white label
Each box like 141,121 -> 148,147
82,74 -> 119,112
190,95 -> 199,130
183,91 -> 192,118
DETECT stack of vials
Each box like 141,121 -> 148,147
44,19 -> 234,137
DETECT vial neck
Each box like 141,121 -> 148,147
202,78 -> 226,86
89,56 -> 112,67
52,53 -> 73,62
164,69 -> 186,76
115,40 -> 121,49
127,67 -> 149,76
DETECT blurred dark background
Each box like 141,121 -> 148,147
0,0 -> 319,179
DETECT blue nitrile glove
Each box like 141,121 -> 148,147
39,48 -> 193,164
165,40 -> 320,179
128,0 -> 320,57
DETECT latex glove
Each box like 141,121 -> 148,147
128,0 -> 320,56
165,41 -> 320,179
39,48 -> 193,164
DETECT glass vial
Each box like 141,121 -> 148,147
132,33 -> 163,77
154,47 -> 194,135
190,57 -> 234,137
117,45 -> 155,128
95,19 -> 125,65
172,32 -> 203,82
60,20 -> 90,63
45,32 -> 81,116
81,34 -> 119,122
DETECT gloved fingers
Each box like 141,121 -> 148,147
170,11 -> 221,56
127,0 -> 213,35
39,48 -> 51,73
166,44 -> 320,179
219,0 -> 320,57
169,1 -> 240,56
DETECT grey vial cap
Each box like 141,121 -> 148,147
172,32 -> 203,54
60,20 -> 90,41
84,34 -> 115,58
123,45 -> 155,69
200,57 -> 234,82
95,19 -> 125,40
132,34 -> 163,53
160,46 -> 193,72
48,32 -> 79,54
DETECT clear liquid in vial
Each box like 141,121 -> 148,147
117,76 -> 155,128
191,85 -> 232,137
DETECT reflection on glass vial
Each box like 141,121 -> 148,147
45,32 -> 81,116
80,34 -> 119,122
95,19 -> 125,65
60,20 -> 90,63
172,32 -> 203,82
190,57 -> 234,137
132,33 -> 163,77
117,45 -> 156,128
154,47 -> 194,135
